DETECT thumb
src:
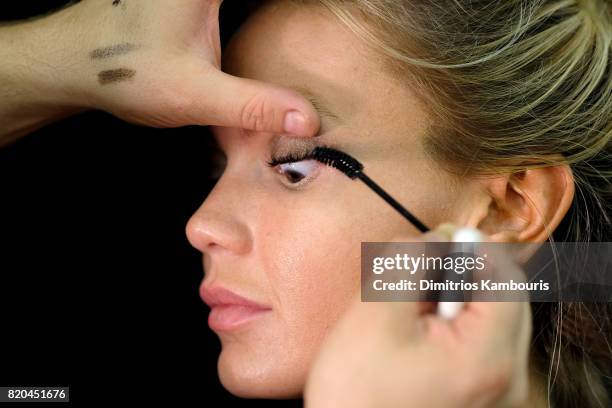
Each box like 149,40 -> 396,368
188,68 -> 321,136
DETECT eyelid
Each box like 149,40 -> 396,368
295,87 -> 342,124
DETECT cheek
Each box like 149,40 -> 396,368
259,202 -> 362,363
219,181 -> 417,397
257,187 -> 406,367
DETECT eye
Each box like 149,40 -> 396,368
275,160 -> 320,185
267,148 -> 325,188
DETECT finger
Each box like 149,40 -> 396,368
186,68 -> 321,136
398,222 -> 458,244
457,301 -> 532,404
418,227 -> 531,340
384,224 -> 457,319
457,240 -> 531,344
428,222 -> 459,242
390,222 -> 457,269
365,224 -> 472,341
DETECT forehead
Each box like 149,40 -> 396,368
222,1 -> 379,111
221,0 -> 432,157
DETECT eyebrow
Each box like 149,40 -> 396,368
294,87 -> 342,123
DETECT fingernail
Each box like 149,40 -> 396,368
284,111 -> 307,135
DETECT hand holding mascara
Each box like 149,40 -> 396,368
305,225 -> 531,408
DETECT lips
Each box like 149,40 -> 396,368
200,284 -> 272,332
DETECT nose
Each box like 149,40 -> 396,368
186,185 -> 253,255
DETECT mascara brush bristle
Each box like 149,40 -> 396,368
312,147 -> 364,179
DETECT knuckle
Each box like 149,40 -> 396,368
240,94 -> 275,132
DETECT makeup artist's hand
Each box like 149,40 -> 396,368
0,0 -> 320,145
305,225 -> 532,408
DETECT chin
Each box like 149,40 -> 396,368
217,346 -> 306,399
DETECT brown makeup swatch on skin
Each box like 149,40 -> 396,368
98,68 -> 136,85
90,43 -> 139,60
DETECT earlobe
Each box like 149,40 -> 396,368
472,165 -> 575,243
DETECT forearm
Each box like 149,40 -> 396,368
0,8 -> 86,146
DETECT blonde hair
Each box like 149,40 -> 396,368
291,0 -> 612,406
309,0 -> 612,242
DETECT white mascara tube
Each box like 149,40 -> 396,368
437,228 -> 484,320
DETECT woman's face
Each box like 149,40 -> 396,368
186,0 -> 474,398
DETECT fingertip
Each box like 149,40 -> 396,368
283,100 -> 320,137
421,223 -> 457,242
283,110 -> 319,137
437,223 -> 458,240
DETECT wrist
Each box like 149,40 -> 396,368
0,5 -> 91,141
11,6 -> 93,107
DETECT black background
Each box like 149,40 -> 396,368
0,1 -> 301,406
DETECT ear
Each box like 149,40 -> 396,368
467,165 -> 575,243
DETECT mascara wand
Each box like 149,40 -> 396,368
312,147 -> 430,233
